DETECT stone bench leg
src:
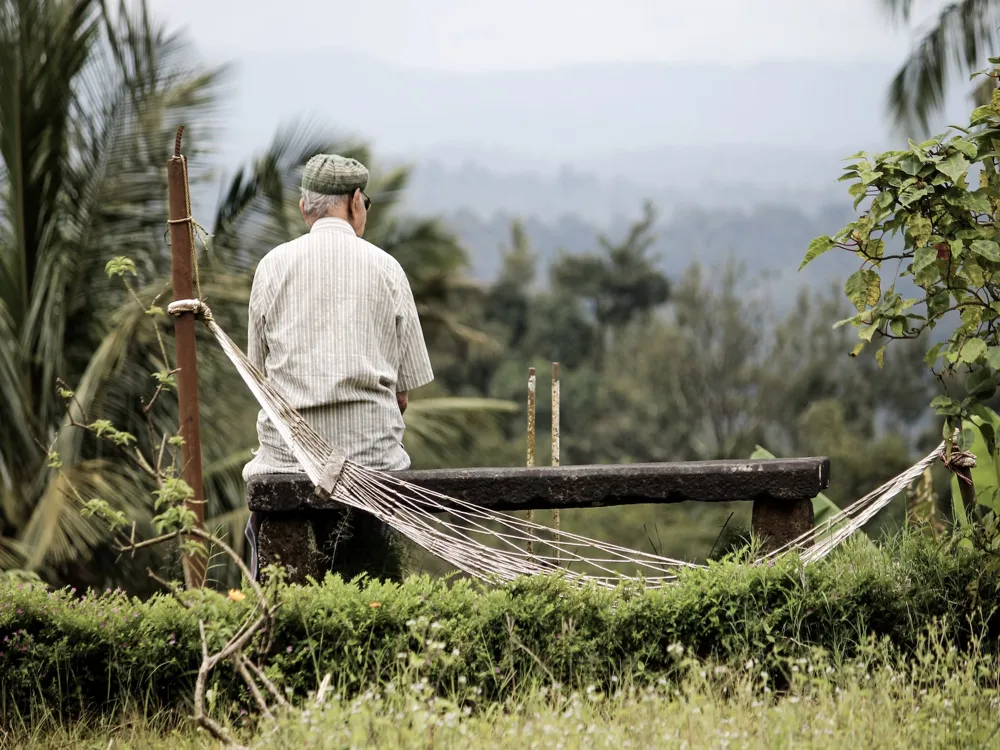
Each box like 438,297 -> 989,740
256,509 -> 407,586
257,511 -> 326,585
750,496 -> 814,553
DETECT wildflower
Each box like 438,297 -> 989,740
227,589 -> 246,602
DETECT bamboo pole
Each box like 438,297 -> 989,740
551,362 -> 561,557
167,126 -> 207,588
526,367 -> 536,554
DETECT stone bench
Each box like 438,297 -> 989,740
246,457 -> 831,584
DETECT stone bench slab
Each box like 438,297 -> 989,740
247,457 -> 831,513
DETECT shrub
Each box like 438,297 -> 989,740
1,532 -> 997,724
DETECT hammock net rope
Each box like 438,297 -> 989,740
168,296 -> 950,589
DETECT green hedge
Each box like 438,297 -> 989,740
1,535 -> 997,721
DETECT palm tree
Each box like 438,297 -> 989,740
0,0 -> 238,587
0,0 -> 511,591
881,0 -> 1000,132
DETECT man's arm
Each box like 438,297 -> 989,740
394,268 -> 434,395
247,264 -> 269,374
396,391 -> 408,414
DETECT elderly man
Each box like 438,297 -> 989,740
241,153 -> 434,578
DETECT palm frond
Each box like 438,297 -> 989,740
21,459 -> 143,570
885,0 -> 1000,133
403,397 -> 518,465
879,0 -> 921,23
209,119 -> 361,269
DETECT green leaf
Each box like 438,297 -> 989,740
970,240 -> 1000,262
938,153 -> 970,182
866,238 -> 886,260
875,345 -> 886,369
105,257 -> 136,278
960,338 -> 988,364
931,395 -> 962,416
971,104 -> 996,123
907,215 -> 933,247
952,138 -> 978,159
987,346 -> 1000,371
912,246 -> 938,275
951,189 -> 991,214
832,314 -> 862,329
845,269 -> 880,312
875,191 -> 895,209
858,322 -> 879,342
966,368 -> 997,399
845,270 -> 868,312
899,184 -> 933,207
898,153 -> 923,176
958,426 -> 978,451
925,342 -> 945,367
865,271 -> 881,307
800,236 -> 836,270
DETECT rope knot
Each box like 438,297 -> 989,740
167,299 -> 213,321
941,447 -> 977,485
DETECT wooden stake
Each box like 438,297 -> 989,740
551,363 -> 561,560
526,367 -> 536,553
167,126 -> 207,588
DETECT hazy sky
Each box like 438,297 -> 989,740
148,0 -> 942,71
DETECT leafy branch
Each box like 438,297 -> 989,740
46,253 -> 319,746
803,61 -> 1000,521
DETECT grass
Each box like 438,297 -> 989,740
7,635 -> 999,749
3,530 -> 999,748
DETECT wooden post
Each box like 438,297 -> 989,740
167,126 -> 207,588
551,362 -> 561,557
526,367 -> 536,553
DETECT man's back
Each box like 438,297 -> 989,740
242,217 -> 433,477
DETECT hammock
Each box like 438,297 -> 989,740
167,298 -> 951,588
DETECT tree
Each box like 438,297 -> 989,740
804,69 -> 1000,519
0,0 -> 243,585
550,202 -> 670,368
880,0 -> 1000,132
484,220 -> 536,350
0,0 -> 511,589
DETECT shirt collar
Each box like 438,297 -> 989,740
310,217 -> 356,236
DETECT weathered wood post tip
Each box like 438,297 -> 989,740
526,367 -> 536,553
551,362 -> 561,558
167,125 -> 207,588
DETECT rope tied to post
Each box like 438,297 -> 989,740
941,446 -> 977,485
167,299 -> 213,321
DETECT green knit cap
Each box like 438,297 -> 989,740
301,153 -> 369,196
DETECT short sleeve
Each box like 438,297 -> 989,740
394,269 -> 434,392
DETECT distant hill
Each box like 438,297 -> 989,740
441,200 -> 861,297
209,51 -> 968,300
220,53 -> 974,188
399,159 -> 846,225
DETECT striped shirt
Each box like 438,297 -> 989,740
241,217 -> 434,479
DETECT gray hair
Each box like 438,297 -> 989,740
300,188 -> 347,219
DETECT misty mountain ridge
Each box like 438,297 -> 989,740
207,51 -> 974,299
